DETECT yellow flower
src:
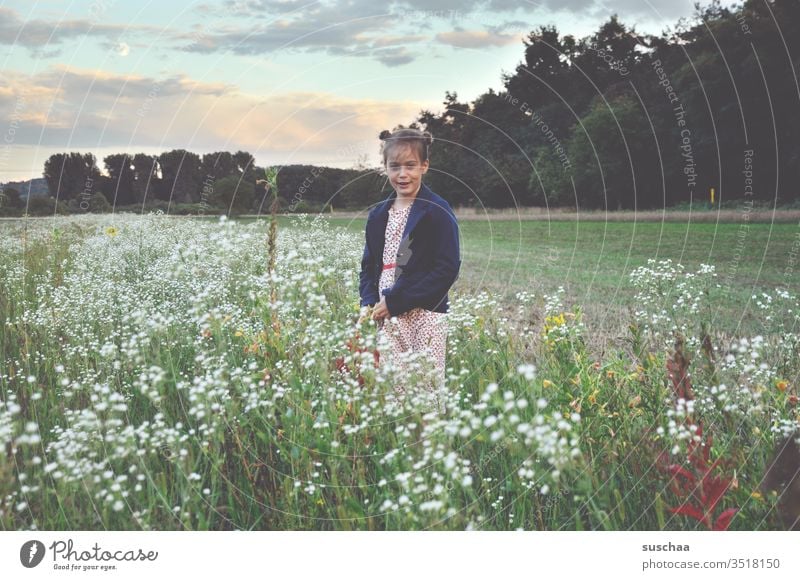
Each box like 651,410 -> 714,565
105,226 -> 119,237
542,313 -> 567,334
750,490 -> 763,501
542,379 -> 554,389
776,380 -> 788,393
234,329 -> 244,337
588,389 -> 599,405
606,370 -> 615,379
316,498 -> 325,506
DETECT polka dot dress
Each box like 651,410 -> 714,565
378,200 -> 448,408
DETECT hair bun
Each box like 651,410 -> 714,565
379,127 -> 434,163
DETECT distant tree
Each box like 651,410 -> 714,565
337,168 -> 385,209
502,25 -> 577,112
563,94 -> 655,210
1,186 -> 22,208
157,149 -> 202,203
529,147 -> 574,207
88,191 -> 112,213
233,150 -> 256,176
352,153 -> 370,171
411,93 -> 476,207
43,152 -> 101,201
130,153 -> 159,204
103,154 -> 136,205
580,16 -> 641,79
210,174 -> 255,214
27,195 -> 68,216
202,151 -> 238,182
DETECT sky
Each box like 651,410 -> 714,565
0,0 -> 742,182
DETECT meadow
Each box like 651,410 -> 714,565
0,212 -> 798,530
327,215 -> 799,355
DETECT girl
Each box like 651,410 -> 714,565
358,128 -> 461,413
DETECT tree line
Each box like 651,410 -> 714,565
412,0 -> 800,210
7,150 -> 388,216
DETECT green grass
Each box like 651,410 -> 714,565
283,217 -> 799,345
149,213 -> 800,344
1,214 -> 797,531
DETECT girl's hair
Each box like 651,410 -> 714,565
380,128 -> 433,165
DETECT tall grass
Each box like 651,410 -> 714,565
0,213 -> 797,530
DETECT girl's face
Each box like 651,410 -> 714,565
385,145 -> 428,198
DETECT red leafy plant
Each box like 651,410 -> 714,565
334,330 -> 380,387
658,420 -> 738,530
656,333 -> 739,530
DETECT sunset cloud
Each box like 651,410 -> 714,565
435,28 -> 524,49
0,65 -> 424,172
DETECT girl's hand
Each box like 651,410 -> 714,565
372,297 -> 391,322
357,305 -> 372,325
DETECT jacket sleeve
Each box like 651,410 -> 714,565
359,217 -> 380,307
381,206 -> 460,317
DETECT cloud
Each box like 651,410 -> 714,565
0,7 -> 157,53
0,66 -> 424,167
175,0 -> 718,64
115,42 -> 130,56
436,27 -> 524,49
175,4 -> 397,57
0,1 -> 740,68
591,0 -> 712,20
372,47 -> 417,67
175,0 -> 516,64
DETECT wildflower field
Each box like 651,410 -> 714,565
0,213 -> 798,531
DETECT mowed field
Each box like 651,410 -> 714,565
287,215 -> 800,354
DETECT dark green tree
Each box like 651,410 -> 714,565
103,154 -> 136,205
157,149 -> 202,203
210,174 -> 255,214
43,152 -> 101,201
1,186 -> 22,209
130,153 -> 159,205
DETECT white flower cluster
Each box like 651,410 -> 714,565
629,259 -> 719,348
769,418 -> 800,442
657,397 -> 702,455
0,397 -> 21,449
543,286 -> 566,317
447,291 -> 500,334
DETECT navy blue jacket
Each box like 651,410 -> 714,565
359,182 -> 461,317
